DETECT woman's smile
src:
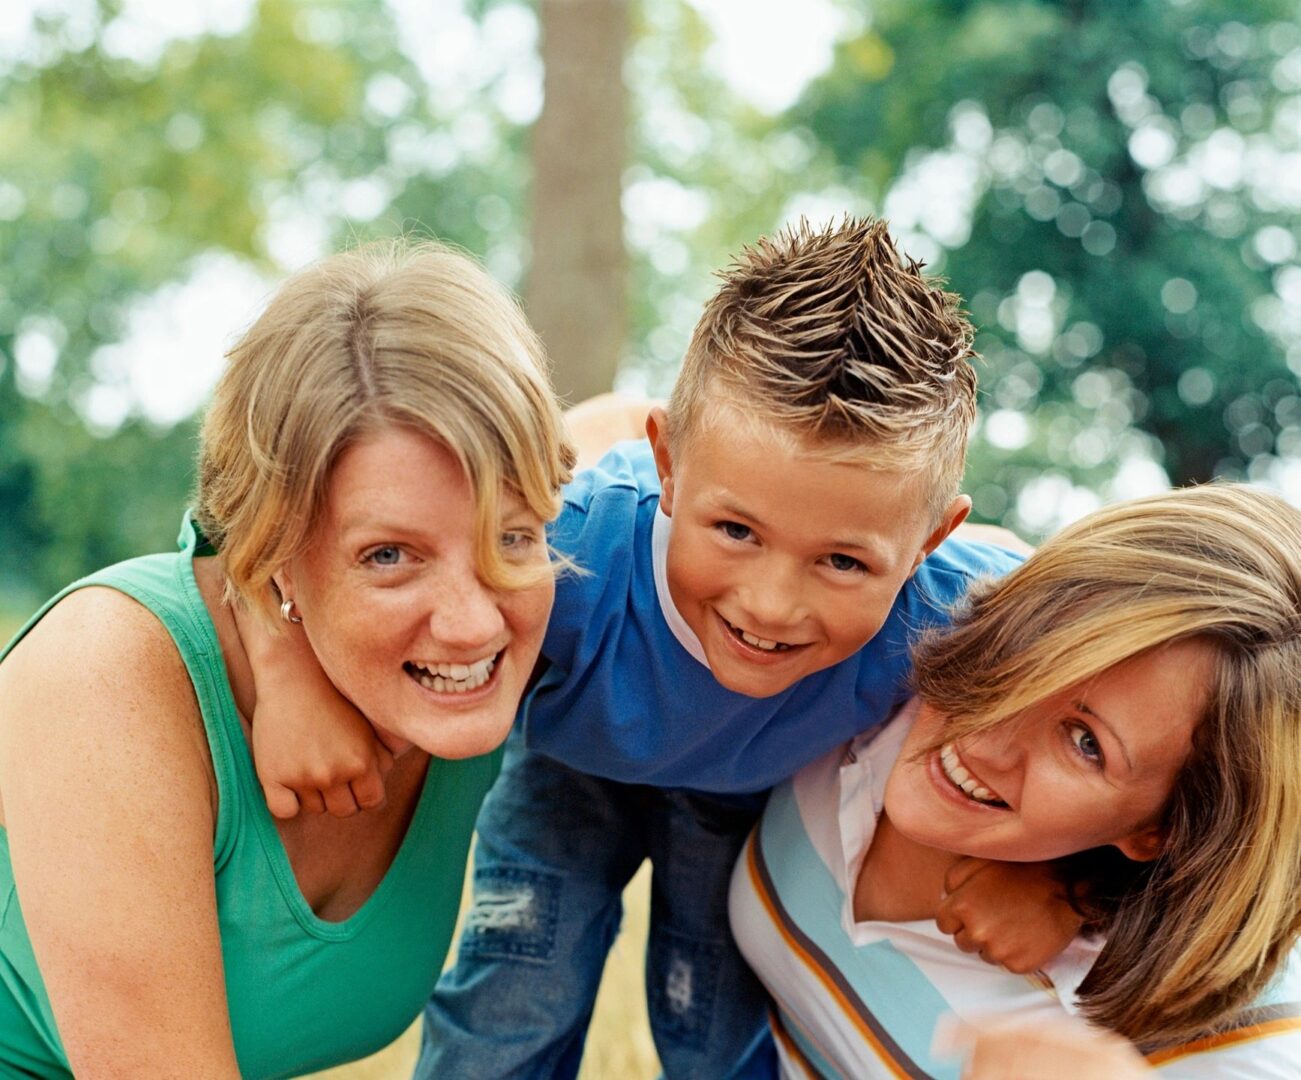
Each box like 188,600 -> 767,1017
937,741 -> 1008,807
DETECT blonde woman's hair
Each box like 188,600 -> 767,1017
912,484 -> 1301,1048
195,238 -> 575,619
667,217 -> 977,522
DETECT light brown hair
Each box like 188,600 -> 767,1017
668,217 -> 977,521
195,238 -> 575,620
912,484 -> 1301,1048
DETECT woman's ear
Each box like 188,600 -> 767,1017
1115,824 -> 1167,862
271,568 -> 296,606
646,406 -> 675,515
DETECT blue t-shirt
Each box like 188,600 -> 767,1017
519,441 -> 1021,795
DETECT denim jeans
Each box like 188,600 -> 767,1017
417,727 -> 774,1079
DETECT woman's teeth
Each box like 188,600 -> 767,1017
408,656 -> 495,693
940,742 -> 1004,805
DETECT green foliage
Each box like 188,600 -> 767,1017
0,0 -> 530,599
795,0 -> 1301,531
2,0 -> 1298,608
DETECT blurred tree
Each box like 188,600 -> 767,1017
0,0 -> 529,599
795,0 -> 1301,530
528,0 -> 628,404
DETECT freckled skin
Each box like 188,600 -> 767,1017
279,427 -> 554,761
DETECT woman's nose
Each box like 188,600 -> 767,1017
427,570 -> 507,652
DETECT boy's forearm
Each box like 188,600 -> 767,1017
564,393 -> 661,471
953,521 -> 1034,556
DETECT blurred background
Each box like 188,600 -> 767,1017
1,1 -> 1298,1072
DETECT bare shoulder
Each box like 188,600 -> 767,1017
0,585 -> 214,818
0,587 -> 239,1073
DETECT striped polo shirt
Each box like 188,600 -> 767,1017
729,702 -> 1301,1079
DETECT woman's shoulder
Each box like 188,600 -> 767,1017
0,583 -> 215,813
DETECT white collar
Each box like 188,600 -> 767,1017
651,506 -> 710,669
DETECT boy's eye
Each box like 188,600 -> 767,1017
827,552 -> 866,574
362,544 -> 403,567
717,521 -> 752,542
1067,722 -> 1105,767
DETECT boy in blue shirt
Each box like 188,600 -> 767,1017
250,218 -> 1054,1077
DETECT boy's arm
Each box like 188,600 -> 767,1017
935,858 -> 1085,973
953,521 -> 1035,557
236,602 -> 391,819
564,393 -> 661,472
944,1015 -> 1152,1079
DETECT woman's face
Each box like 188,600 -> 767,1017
884,639 -> 1215,864
280,425 -> 553,759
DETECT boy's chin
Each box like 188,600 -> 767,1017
707,661 -> 805,699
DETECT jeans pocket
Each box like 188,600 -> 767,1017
647,925 -> 725,1051
459,864 -> 561,964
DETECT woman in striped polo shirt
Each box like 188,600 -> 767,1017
731,484 -> 1301,1079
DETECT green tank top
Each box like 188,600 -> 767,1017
0,517 -> 501,1078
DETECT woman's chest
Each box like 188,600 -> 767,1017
272,755 -> 427,922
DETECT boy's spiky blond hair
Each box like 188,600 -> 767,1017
668,217 -> 977,521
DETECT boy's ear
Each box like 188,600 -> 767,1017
646,406 -> 676,515
908,495 -> 972,575
1115,824 -> 1167,863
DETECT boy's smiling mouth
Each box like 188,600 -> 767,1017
719,614 -> 801,654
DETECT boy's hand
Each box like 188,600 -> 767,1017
936,858 -> 1084,973
237,602 -> 392,820
252,698 -> 393,820
937,1014 -> 1152,1079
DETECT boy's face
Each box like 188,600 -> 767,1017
648,405 -> 968,699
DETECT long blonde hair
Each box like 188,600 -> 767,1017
195,239 -> 575,619
912,484 -> 1301,1048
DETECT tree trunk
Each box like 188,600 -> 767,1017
528,0 -> 628,405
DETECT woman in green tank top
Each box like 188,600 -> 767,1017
0,240 -> 575,1078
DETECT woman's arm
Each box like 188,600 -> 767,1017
0,588 -> 242,1078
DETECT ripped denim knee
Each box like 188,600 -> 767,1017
647,925 -> 725,1051
459,864 -> 562,964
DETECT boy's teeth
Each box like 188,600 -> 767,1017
740,629 -> 787,651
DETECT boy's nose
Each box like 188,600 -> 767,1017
736,563 -> 806,634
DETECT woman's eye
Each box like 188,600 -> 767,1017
501,529 -> 537,552
1068,722 -> 1104,766
363,545 -> 403,567
718,521 -> 752,542
827,552 -> 866,574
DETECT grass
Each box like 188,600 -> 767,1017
301,863 -> 659,1080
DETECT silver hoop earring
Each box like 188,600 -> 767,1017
279,598 -> 303,625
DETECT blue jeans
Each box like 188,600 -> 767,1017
417,728 -> 774,1079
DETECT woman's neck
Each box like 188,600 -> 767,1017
853,812 -> 961,923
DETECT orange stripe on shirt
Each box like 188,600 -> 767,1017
769,1008 -> 822,1079
1146,1016 -> 1301,1065
745,833 -> 915,1080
